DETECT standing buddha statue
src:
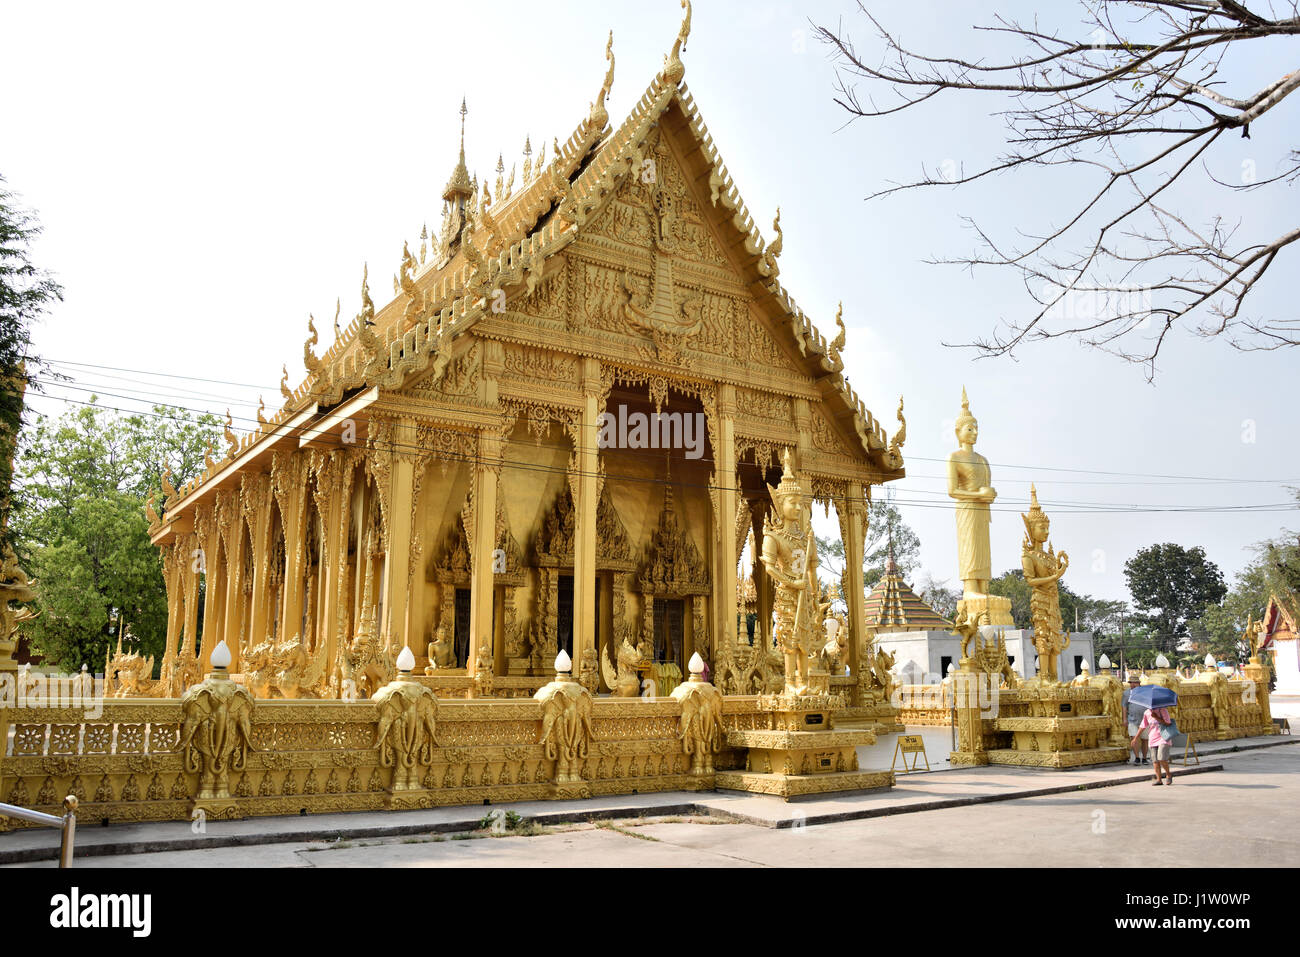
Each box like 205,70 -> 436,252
947,388 -> 1014,626
947,388 -> 995,599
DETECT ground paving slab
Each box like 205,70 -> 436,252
1,732 -> 1292,865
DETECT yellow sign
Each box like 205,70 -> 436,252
891,735 -> 929,772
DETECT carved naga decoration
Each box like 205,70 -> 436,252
304,313 -> 321,373
601,635 -> 644,697
223,409 -> 238,456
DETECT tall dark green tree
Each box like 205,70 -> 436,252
0,176 -> 61,541
12,401 -> 221,670
1123,544 -> 1227,655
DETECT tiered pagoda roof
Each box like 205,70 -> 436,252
864,553 -> 951,633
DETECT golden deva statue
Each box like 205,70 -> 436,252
947,388 -> 996,601
761,450 -> 820,695
1021,485 -> 1070,684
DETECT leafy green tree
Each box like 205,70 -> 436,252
1189,497 -> 1300,662
818,498 -> 922,591
0,176 -> 62,540
12,400 -> 221,670
1123,544 -> 1227,655
1258,491 -> 1300,624
987,569 -> 1032,629
985,568 -> 1127,638
914,572 -> 960,622
1189,560 -> 1272,662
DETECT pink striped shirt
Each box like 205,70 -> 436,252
1139,708 -> 1174,746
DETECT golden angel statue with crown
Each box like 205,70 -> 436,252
1021,485 -> 1070,683
761,450 -> 821,695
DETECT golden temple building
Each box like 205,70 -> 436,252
144,7 -> 907,704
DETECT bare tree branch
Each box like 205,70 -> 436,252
816,0 -> 1300,374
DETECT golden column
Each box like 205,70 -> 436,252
220,506 -> 247,672
273,452 -> 310,648
161,543 -> 184,672
750,501 -> 771,647
383,419 -> 417,649
197,505 -> 226,670
243,472 -> 274,651
841,482 -> 869,705
571,358 -> 602,684
467,427 -> 501,695
320,451 -> 356,686
713,384 -> 738,662
181,531 -> 201,659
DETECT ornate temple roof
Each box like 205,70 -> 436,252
1264,593 -> 1298,644
149,3 -> 906,536
864,553 -> 951,633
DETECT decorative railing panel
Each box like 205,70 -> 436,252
0,691 -> 781,827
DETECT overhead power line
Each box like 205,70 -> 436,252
18,389 -> 1300,517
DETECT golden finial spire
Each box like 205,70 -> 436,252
768,207 -> 783,260
442,97 -> 474,204
332,298 -> 341,339
280,364 -> 291,400
662,0 -> 691,85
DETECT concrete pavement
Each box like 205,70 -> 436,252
2,733 -> 1293,867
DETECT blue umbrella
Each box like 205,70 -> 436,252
1127,684 -> 1178,709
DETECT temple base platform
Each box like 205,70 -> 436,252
717,691 -> 895,801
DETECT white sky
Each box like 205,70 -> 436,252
4,0 -> 1297,605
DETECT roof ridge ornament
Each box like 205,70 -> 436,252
661,0 -> 691,86
830,302 -> 846,356
590,30 -> 615,128
304,314 -> 320,373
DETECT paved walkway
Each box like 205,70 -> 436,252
10,745 -> 1296,868
2,733 -> 1291,866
